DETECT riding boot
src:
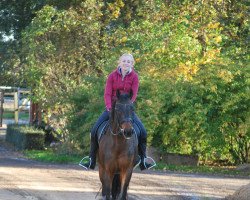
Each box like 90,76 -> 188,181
82,136 -> 98,169
138,137 -> 154,170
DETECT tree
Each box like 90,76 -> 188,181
0,0 -> 46,86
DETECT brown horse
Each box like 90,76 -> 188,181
98,91 -> 138,200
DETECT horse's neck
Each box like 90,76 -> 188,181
110,116 -> 119,132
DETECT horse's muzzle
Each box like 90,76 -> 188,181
121,120 -> 134,138
121,118 -> 133,124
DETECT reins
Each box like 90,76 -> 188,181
108,125 -> 135,140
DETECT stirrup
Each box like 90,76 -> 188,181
143,156 -> 156,169
79,156 -> 92,170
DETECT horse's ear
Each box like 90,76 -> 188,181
129,90 -> 133,100
116,90 -> 121,98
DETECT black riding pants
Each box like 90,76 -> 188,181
90,110 -> 109,139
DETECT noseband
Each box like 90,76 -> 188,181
109,103 -> 135,140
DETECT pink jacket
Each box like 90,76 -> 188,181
104,68 -> 139,110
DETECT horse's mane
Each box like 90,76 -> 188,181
117,93 -> 131,103
110,93 -> 131,121
111,93 -> 131,108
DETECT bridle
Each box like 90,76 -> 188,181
109,102 -> 135,139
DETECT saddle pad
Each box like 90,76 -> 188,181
97,121 -> 141,143
97,120 -> 109,142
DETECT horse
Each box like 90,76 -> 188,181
98,91 -> 138,200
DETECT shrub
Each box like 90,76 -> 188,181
6,124 -> 45,150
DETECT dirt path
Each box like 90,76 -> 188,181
0,126 -> 249,200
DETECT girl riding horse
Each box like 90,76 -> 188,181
81,53 -> 153,170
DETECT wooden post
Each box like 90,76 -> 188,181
14,91 -> 19,124
0,89 -> 3,127
29,101 -> 34,124
30,102 -> 42,125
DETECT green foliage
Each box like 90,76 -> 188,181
66,77 -> 105,149
6,124 -> 45,150
154,67 -> 249,163
20,2 -> 106,140
22,4 -> 103,102
0,0 -> 45,40
1,0 -> 249,164
0,0 -> 46,86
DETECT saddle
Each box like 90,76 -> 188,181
97,120 -> 141,143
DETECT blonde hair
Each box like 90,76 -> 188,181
118,53 -> 135,65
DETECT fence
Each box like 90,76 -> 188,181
0,86 -> 30,127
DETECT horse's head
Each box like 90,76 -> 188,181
112,90 -> 134,138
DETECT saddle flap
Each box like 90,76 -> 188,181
132,122 -> 141,138
97,120 -> 109,142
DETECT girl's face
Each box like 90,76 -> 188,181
119,55 -> 134,74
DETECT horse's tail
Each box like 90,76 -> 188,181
112,173 -> 121,199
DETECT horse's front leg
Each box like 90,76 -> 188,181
118,167 -> 133,200
99,166 -> 111,200
102,172 -> 112,200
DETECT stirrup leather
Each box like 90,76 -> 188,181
133,155 -> 141,169
79,156 -> 92,170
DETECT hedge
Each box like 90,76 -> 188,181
6,124 -> 45,150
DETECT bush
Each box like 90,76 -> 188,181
6,124 -> 45,150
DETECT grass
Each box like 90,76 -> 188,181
24,149 -> 250,177
2,112 -> 14,119
155,161 -> 250,177
2,111 -> 29,120
24,149 -> 82,164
